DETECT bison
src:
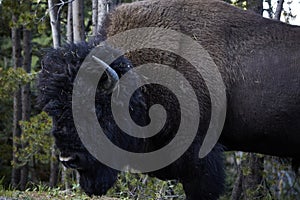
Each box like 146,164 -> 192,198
38,0 -> 300,199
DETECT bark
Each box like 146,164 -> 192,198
265,0 -> 273,19
72,0 -> 85,42
107,0 -> 119,11
31,156 -> 38,183
92,0 -> 98,36
48,0 -> 61,48
11,14 -> 23,189
231,169 -> 243,200
97,0 -> 108,32
49,144 -> 59,187
67,1 -> 73,42
274,0 -> 284,20
241,153 -> 264,200
76,171 -> 80,185
20,28 -> 32,191
61,166 -> 70,190
247,0 -> 263,15
95,0 -> 122,38
48,0 -> 61,186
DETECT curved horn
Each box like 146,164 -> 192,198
92,55 -> 119,93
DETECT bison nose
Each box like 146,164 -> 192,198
59,155 -> 74,162
59,153 -> 80,169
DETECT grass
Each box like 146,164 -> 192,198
0,173 -> 185,200
0,189 -> 119,200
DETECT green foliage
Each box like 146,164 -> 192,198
0,67 -> 36,99
107,173 -> 185,199
13,112 -> 53,168
0,36 -> 12,70
231,0 -> 247,9
220,153 -> 300,200
0,142 -> 12,186
1,0 -> 49,29
0,180 -> 123,200
263,157 -> 300,199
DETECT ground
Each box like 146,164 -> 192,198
0,191 -> 120,200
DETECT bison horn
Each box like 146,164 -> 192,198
92,55 -> 119,93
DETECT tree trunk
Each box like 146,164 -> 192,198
48,0 -> 61,187
241,153 -> 264,199
11,14 -> 23,189
49,144 -> 59,187
72,0 -> 85,43
92,0 -> 98,36
20,28 -> 32,191
76,171 -> 80,185
97,0 -> 108,32
67,1 -> 73,42
48,0 -> 61,48
61,166 -> 71,191
247,0 -> 263,15
231,154 -> 243,200
274,0 -> 285,20
265,0 -> 273,19
31,156 -> 38,183
107,0 -> 119,12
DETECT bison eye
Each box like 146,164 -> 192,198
59,154 -> 81,169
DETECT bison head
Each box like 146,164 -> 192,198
37,42 -> 142,196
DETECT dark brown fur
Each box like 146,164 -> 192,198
107,0 -> 300,158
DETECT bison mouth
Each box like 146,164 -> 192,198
78,165 -> 118,196
59,152 -> 118,196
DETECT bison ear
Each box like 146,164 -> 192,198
92,56 -> 119,94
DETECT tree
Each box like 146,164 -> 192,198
72,0 -> 85,42
274,0 -> 284,20
93,0 -> 121,37
11,6 -> 23,189
67,1 -> 73,42
92,0 -> 98,36
97,0 -> 108,33
47,0 -> 61,187
48,0 -> 61,48
20,24 -> 32,192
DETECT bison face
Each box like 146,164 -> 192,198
59,151 -> 118,196
51,112 -> 119,196
37,43 -> 126,196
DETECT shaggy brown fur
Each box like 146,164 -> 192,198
106,0 -> 300,158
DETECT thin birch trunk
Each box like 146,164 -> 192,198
92,0 -> 98,35
72,0 -> 85,42
48,0 -> 61,48
97,0 -> 108,32
274,0 -> 285,20
67,1 -> 73,42
49,144 -> 59,187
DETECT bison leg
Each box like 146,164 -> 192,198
181,146 -> 225,200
